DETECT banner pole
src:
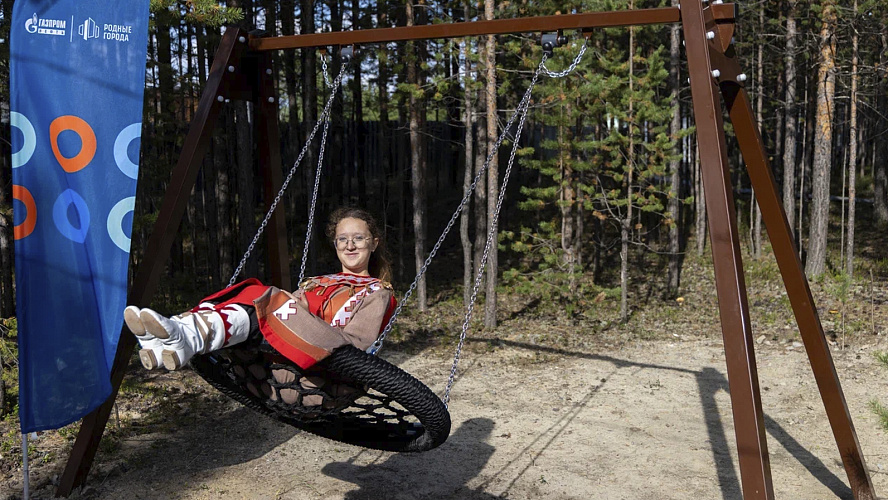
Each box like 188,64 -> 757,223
22,432 -> 30,500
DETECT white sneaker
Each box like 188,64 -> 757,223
124,305 -> 164,370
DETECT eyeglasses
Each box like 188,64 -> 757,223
334,235 -> 372,250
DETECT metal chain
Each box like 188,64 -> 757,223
298,86 -> 336,284
542,40 -> 588,78
369,55 -> 547,360
321,53 -> 333,87
229,63 -> 346,286
441,59 -> 546,407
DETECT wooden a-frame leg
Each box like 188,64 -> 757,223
722,82 -> 876,500
56,28 -> 252,497
680,1 -> 774,498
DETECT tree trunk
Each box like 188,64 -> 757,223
483,0 -> 498,328
751,5 -> 764,259
806,0 -> 837,277
694,141 -> 706,256
0,0 -> 11,316
667,6 -> 682,296
376,1 -> 391,223
352,0 -> 367,208
407,1 -> 428,311
0,141 -> 11,317
782,0 -> 798,235
560,100 -> 577,294
280,0 -> 299,161
215,113 -> 234,282
875,33 -> 888,226
621,23 -> 635,323
328,0 -> 345,205
845,1 -> 859,276
300,0 -> 319,274
473,78 -> 488,291
461,27 -> 475,308
234,101 -> 257,278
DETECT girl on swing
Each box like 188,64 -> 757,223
124,207 -> 396,374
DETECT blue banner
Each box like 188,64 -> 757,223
11,0 -> 149,432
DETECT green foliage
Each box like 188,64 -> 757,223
0,318 -> 19,417
875,351 -> 888,370
497,0 -> 686,301
869,398 -> 888,433
149,0 -> 243,27
871,351 -> 888,432
827,271 -> 853,304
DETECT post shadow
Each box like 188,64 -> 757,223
697,367 -> 853,500
466,337 -> 855,499
322,417 -> 499,500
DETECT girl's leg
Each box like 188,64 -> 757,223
139,303 -> 253,370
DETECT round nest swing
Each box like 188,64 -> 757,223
187,42 -> 568,453
190,343 -> 451,452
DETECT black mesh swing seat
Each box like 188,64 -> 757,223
190,343 -> 451,452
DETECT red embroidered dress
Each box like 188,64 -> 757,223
198,274 -> 395,369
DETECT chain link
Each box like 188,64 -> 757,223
229,63 -> 346,287
298,87 -> 336,284
369,60 -> 544,357
441,59 -> 546,407
542,40 -> 588,79
321,53 -> 333,88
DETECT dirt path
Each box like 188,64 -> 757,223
19,336 -> 886,500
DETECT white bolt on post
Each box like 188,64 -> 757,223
228,65 -> 235,72
267,97 -> 275,103
217,95 -> 224,102
711,69 -> 721,78
706,31 -> 716,40
266,68 -> 273,75
238,36 -> 246,43
737,73 -> 748,82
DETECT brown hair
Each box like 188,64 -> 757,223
325,207 -> 393,282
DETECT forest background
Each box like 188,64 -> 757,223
0,0 -> 886,422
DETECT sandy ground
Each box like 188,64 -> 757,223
11,334 -> 888,500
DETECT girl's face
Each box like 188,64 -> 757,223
334,217 -> 378,276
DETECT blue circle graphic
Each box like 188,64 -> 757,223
52,189 -> 91,243
114,123 -> 142,179
11,112 -> 36,168
107,197 -> 135,252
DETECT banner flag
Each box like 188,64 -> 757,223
11,0 -> 149,432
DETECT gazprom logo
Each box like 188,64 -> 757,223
25,13 -> 66,36
78,18 -> 99,41
24,13 -> 38,33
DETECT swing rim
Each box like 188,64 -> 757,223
191,344 -> 452,453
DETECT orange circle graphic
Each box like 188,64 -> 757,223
13,185 -> 37,240
50,115 -> 97,173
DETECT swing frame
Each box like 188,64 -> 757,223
56,2 -> 878,499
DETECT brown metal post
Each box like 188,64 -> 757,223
254,49 -> 291,290
680,1 -> 774,498
56,28 -> 251,497
719,78 -> 876,499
